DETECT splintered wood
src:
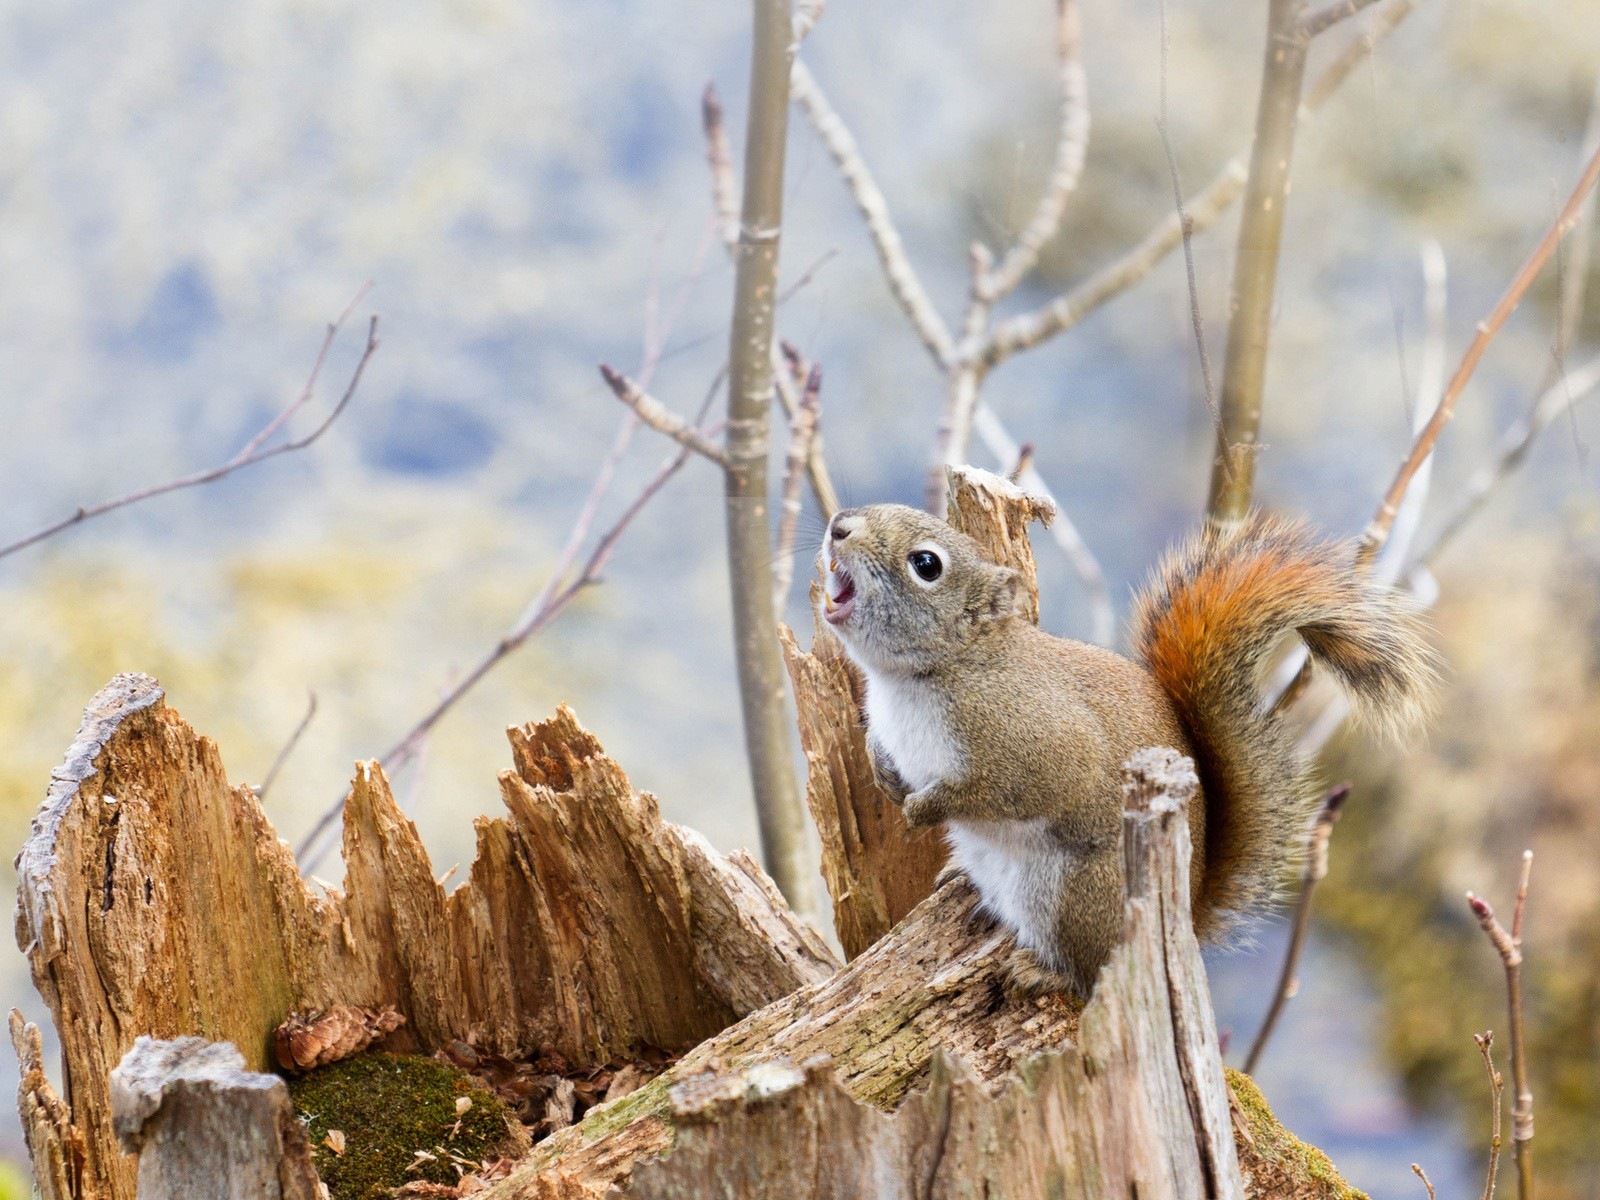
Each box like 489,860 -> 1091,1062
13,677 -> 835,1200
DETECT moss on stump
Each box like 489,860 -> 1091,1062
287,1053 -> 527,1200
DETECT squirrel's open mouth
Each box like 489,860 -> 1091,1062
822,562 -> 857,625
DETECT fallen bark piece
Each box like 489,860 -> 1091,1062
15,675 -> 834,1200
274,1004 -> 406,1073
109,1036 -> 320,1200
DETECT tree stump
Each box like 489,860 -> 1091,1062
11,467 -> 1362,1199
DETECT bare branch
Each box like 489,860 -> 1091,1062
927,246 -> 996,512
1412,351 -> 1600,570
1468,858 -> 1535,1200
774,342 -> 841,518
983,0 -> 1415,369
1295,0 -> 1386,40
256,690 -> 318,802
599,362 -> 734,468
792,0 -> 826,42
977,0 -> 1091,303
1361,140 -> 1600,564
1241,782 -> 1350,1074
970,404 -> 1115,646
1206,0 -> 1313,525
701,84 -> 741,248
1475,1031 -> 1505,1200
0,298 -> 379,564
725,0 -> 814,914
1412,1163 -> 1438,1200
295,419 -> 714,870
772,360 -> 822,613
790,58 -> 956,368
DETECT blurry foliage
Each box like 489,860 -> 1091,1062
1321,519 -> 1600,1199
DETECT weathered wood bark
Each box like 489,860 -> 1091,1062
13,678 -> 835,1200
109,1036 -> 320,1200
474,749 -> 1241,1198
781,465 -> 1055,957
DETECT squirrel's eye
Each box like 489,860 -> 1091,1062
908,550 -> 943,583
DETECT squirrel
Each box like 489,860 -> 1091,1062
816,500 -> 1439,1000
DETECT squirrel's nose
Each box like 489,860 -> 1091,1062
829,513 -> 862,542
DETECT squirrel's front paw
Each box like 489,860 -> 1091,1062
901,786 -> 951,828
867,748 -> 910,805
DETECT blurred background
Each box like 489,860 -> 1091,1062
3,0 -> 1599,1195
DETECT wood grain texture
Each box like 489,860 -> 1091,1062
945,464 -> 1055,626
109,1036 -> 320,1200
13,676 -> 835,1200
476,751 -> 1247,1200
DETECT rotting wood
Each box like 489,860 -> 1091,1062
779,464 -> 1054,958
10,1011 -> 83,1200
473,748 -> 1243,1199
945,464 -> 1055,626
109,1036 -> 320,1200
13,677 -> 836,1200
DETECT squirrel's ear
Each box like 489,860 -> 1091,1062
978,568 -> 1023,622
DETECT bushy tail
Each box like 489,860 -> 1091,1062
1129,513 -> 1439,937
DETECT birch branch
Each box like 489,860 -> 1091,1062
1240,783 -> 1350,1074
724,0 -> 814,914
976,0 -> 1090,303
1360,139 -> 1600,564
1205,0 -> 1313,525
772,360 -> 822,614
0,295 -> 379,563
1467,851 -> 1536,1200
790,58 -> 956,369
599,363 -> 734,468
982,0 -> 1416,368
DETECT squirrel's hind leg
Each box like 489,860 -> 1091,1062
1003,947 -> 1080,999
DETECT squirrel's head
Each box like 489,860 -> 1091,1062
817,504 -> 1022,676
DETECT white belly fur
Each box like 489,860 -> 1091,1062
860,668 -> 961,794
945,819 -> 1069,957
861,667 -> 1066,954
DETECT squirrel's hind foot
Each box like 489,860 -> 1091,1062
1002,948 -> 1078,1000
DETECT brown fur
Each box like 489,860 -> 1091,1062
822,504 -> 1438,999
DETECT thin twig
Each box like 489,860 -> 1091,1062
970,404 -> 1115,646
1467,854 -> 1535,1200
790,58 -> 956,369
792,0 -> 826,42
1413,1163 -> 1438,1200
257,690 -> 318,801
982,0 -> 1415,368
0,296 -> 379,563
772,361 -> 822,614
774,342 -> 841,518
1475,1031 -> 1505,1200
296,417 -> 716,870
1206,0 -> 1312,524
1156,0 -> 1221,441
297,227 -> 718,871
1360,140 -> 1600,565
702,84 -> 742,248
598,363 -> 734,468
928,244 -> 996,512
1411,351 -> 1600,570
1295,0 -> 1386,40
976,0 -> 1090,303
1242,782 -> 1350,1074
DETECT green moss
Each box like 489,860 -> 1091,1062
287,1053 -> 522,1200
1226,1069 -> 1369,1200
